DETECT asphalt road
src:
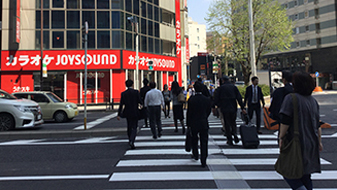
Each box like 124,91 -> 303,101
0,92 -> 336,189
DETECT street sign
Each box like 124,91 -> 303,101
315,71 -> 319,77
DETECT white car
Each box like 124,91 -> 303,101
0,89 -> 43,131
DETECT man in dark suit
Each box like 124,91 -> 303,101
117,79 -> 142,149
269,71 -> 293,122
186,81 -> 211,167
215,76 -> 246,145
140,78 -> 151,127
244,76 -> 265,134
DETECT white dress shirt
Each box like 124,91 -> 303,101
144,88 -> 165,108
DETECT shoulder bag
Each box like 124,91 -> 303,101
274,93 -> 304,179
177,91 -> 185,103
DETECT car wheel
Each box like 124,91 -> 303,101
0,113 -> 15,131
54,111 -> 67,123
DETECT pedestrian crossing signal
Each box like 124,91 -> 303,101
148,60 -> 153,70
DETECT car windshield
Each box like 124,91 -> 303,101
0,90 -> 17,100
46,92 -> 63,103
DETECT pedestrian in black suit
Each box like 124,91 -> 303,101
214,76 -> 246,145
140,78 -> 151,127
186,81 -> 212,167
117,79 -> 142,149
244,76 -> 265,134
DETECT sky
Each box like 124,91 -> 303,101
187,0 -> 213,30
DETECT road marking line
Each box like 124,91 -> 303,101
109,170 -> 337,181
133,140 -> 277,147
74,113 -> 117,130
0,174 -> 109,181
125,149 -> 222,155
116,158 -> 331,167
0,140 -> 43,145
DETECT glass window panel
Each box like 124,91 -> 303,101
147,4 -> 153,20
83,11 -> 95,29
126,13 -> 133,31
36,11 -> 49,29
97,11 -> 110,28
67,11 -> 80,28
126,32 -> 133,50
36,0 -> 50,8
125,0 -> 132,13
154,0 -> 159,5
155,39 -> 160,53
111,11 -> 121,29
97,31 -> 110,48
52,11 -> 65,29
154,7 -> 159,21
148,37 -> 153,53
111,0 -> 123,9
154,22 -> 159,37
53,0 -> 64,8
82,0 -> 95,9
67,0 -> 80,8
112,31 -> 123,48
88,31 -> 96,49
148,20 -> 153,36
97,0 -> 109,9
133,0 -> 139,15
141,36 -> 147,52
52,31 -> 64,48
141,1 -> 146,17
148,0 -> 152,3
67,31 -> 80,49
35,31 -> 50,50
141,18 -> 147,34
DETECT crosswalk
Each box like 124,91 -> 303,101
108,114 -> 337,190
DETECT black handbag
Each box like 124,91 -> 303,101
274,93 -> 304,179
138,107 -> 147,120
185,127 -> 192,152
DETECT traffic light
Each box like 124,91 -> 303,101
148,60 -> 153,70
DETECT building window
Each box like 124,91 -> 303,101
197,28 -> 199,33
294,0 -> 298,6
126,32 -> 133,50
314,0 -> 319,4
294,14 -> 298,20
148,37 -> 154,53
36,11 -> 49,29
315,23 -> 320,33
154,7 -> 159,22
295,27 -> 299,34
97,11 -> 110,29
112,31 -> 123,48
316,38 -> 321,47
83,11 -> 95,29
198,45 -> 200,49
315,9 -> 319,19
111,0 -> 123,9
305,25 -> 309,32
304,10 -> 308,18
306,40 -> 310,46
67,0 -> 80,8
154,22 -> 159,37
67,31 -> 80,49
35,31 -> 50,50
141,36 -> 147,52
155,39 -> 160,54
97,31 -> 110,48
111,11 -> 122,29
36,0 -> 50,8
141,18 -> 147,35
52,11 -> 65,29
148,20 -> 153,36
296,41 -> 300,48
97,0 -> 109,9
141,1 -> 147,17
147,4 -> 153,20
52,31 -> 64,48
197,36 -> 200,41
53,0 -> 64,8
67,11 -> 80,29
125,0 -> 132,13
88,31 -> 95,48
134,0 -> 140,15
304,0 -> 308,4
284,3 -> 288,9
82,0 -> 95,9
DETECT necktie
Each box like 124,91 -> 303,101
253,86 -> 257,102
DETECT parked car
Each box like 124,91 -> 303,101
0,89 -> 43,131
235,81 -> 245,86
13,91 -> 78,123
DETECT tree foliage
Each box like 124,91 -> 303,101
206,0 -> 293,84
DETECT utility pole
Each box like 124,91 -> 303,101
83,21 -> 88,130
248,0 -> 257,77
40,0 -> 43,91
128,16 -> 139,89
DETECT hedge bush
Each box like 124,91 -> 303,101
236,84 -> 270,98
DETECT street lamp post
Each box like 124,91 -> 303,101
248,0 -> 257,77
128,16 -> 139,89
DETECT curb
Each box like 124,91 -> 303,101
0,128 -> 126,140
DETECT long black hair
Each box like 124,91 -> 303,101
171,81 -> 181,96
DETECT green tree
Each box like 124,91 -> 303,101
206,0 -> 293,85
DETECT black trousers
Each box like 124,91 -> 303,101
126,118 -> 138,143
248,103 -> 261,131
222,112 -> 237,142
192,128 -> 208,165
148,105 -> 162,137
164,101 -> 170,117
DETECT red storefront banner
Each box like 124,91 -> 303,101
16,0 -> 20,43
186,37 -> 190,63
122,50 -> 179,71
175,0 -> 181,58
1,50 -> 121,71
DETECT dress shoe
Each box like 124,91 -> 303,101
257,131 -> 262,134
153,135 -> 157,139
129,142 -> 136,149
191,154 -> 198,160
227,141 -> 234,146
201,162 -> 206,168
158,133 -> 162,138
182,127 -> 186,134
234,135 -> 240,144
